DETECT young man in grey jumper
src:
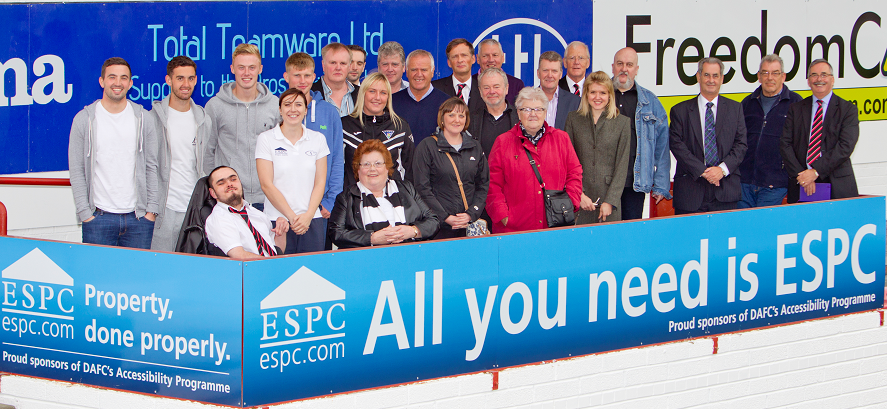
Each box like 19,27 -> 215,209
68,57 -> 160,249
149,56 -> 211,251
203,44 -> 279,211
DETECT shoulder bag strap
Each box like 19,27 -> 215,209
432,135 -> 470,210
522,146 -> 546,189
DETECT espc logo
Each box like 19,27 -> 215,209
258,266 -> 345,372
1,248 -> 75,340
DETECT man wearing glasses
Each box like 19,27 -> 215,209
738,54 -> 802,208
780,59 -> 860,203
559,41 -> 590,96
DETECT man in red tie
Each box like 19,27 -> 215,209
559,41 -> 590,97
780,59 -> 860,203
205,166 -> 287,259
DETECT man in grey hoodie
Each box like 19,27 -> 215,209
68,57 -> 160,249
150,56 -> 211,251
204,43 -> 279,211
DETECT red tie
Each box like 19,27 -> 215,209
573,84 -> 580,96
807,99 -> 823,167
456,83 -> 466,102
228,206 -> 276,256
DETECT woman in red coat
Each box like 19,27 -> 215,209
485,87 -> 583,233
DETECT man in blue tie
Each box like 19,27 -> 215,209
669,58 -> 748,214
780,59 -> 859,203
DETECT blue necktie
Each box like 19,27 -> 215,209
704,102 -> 719,167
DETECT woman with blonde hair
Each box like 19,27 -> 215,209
341,72 -> 414,187
564,71 -> 631,224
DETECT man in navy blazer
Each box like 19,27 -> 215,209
669,57 -> 747,214
537,51 -> 580,131
780,59 -> 859,203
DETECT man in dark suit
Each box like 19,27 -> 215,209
432,38 -> 483,113
780,59 -> 859,203
559,41 -> 590,96
537,51 -> 580,131
477,38 -> 524,104
669,57 -> 747,214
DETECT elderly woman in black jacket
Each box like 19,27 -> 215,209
329,139 -> 439,248
412,97 -> 489,239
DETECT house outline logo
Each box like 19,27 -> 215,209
2,248 -> 75,320
260,266 -> 345,310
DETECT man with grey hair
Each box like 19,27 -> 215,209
560,41 -> 590,96
780,59 -> 859,203
392,49 -> 450,146
738,54 -> 802,208
469,67 -> 519,157
478,38 -> 524,104
469,67 -> 519,229
537,51 -> 579,131
377,41 -> 409,93
611,46 -> 672,220
669,57 -> 747,214
310,42 -> 358,117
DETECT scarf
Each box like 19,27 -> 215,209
357,179 -> 406,231
520,122 -> 546,146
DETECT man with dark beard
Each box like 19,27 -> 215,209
205,166 -> 287,259
611,47 -> 672,219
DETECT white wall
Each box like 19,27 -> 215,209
1,310 -> 885,408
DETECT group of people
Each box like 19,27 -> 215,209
69,35 -> 859,259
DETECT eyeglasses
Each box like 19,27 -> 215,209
809,73 -> 832,80
759,70 -> 783,77
359,161 -> 386,169
519,107 -> 546,114
566,56 -> 588,62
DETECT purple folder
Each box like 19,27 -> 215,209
799,183 -> 831,202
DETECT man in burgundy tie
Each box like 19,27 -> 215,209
205,166 -> 287,259
558,41 -> 590,96
780,59 -> 860,203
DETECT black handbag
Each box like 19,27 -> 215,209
523,147 -> 576,228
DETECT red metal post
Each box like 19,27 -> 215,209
0,201 -> 7,236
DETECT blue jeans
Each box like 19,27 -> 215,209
738,183 -> 787,209
81,209 -> 154,249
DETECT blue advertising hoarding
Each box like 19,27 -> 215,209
241,197 -> 886,406
0,239 -> 244,406
0,198 -> 882,406
0,0 -> 592,174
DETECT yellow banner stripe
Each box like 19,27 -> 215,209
657,87 -> 887,122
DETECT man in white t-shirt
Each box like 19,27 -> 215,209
150,56 -> 212,251
68,57 -> 160,249
205,166 -> 287,259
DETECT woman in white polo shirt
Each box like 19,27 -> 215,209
256,88 -> 329,254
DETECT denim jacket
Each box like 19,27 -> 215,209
632,82 -> 672,199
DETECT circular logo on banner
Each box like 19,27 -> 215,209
473,18 -> 570,87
